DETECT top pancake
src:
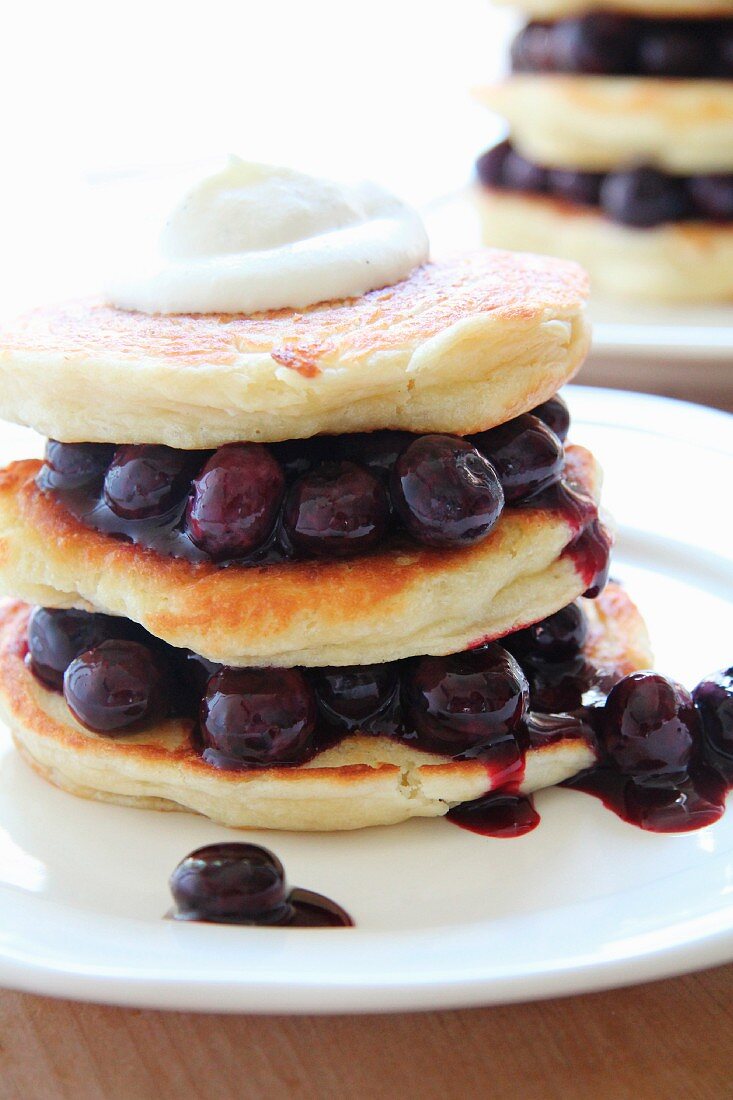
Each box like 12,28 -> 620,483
493,1 -> 733,15
0,251 -> 589,447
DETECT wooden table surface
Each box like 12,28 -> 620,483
1,373 -> 730,1100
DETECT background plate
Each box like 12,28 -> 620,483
0,388 -> 731,1013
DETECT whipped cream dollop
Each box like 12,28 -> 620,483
106,158 -> 429,315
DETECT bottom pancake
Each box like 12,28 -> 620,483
476,189 -> 733,304
0,587 -> 651,831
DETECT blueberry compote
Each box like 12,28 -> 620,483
169,843 -> 353,927
23,604 -> 733,836
34,395 -> 607,578
477,141 -> 733,229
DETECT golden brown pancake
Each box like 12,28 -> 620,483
475,77 -> 733,173
0,586 -> 652,831
0,252 -> 589,447
476,189 -> 733,304
0,447 -> 610,668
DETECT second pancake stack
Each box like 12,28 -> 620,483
476,0 -> 733,301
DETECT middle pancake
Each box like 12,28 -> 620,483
0,446 -> 609,667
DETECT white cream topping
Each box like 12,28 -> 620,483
106,158 -> 429,315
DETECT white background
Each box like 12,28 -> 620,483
0,0 -> 514,314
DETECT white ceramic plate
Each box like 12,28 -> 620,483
0,388 -> 731,1014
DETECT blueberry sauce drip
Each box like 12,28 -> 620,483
477,141 -> 733,229
34,397 -> 606,575
168,843 -> 353,927
447,790 -> 541,838
510,15 -> 733,79
563,671 -> 732,833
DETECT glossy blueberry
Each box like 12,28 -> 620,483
64,640 -> 167,734
170,843 -> 290,923
104,444 -> 199,520
688,175 -> 733,221
39,440 -> 115,492
391,435 -> 504,549
548,168 -> 603,207
553,13 -> 637,74
200,667 -> 316,766
186,443 -> 285,559
693,667 -> 733,759
283,461 -> 389,558
403,644 -> 529,755
523,655 -> 611,715
476,140 -> 512,188
471,414 -> 564,504
314,664 -> 400,731
27,606 -> 132,691
509,602 -> 588,663
530,394 -> 570,441
600,167 -> 690,228
602,671 -> 701,780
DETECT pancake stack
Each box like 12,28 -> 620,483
0,250 -> 650,830
475,1 -> 733,301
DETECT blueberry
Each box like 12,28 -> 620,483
509,603 -> 588,664
529,394 -> 570,442
391,435 -> 504,549
602,671 -> 700,780
403,644 -> 529,755
283,461 -> 389,558
693,667 -> 733,759
64,640 -> 167,734
313,664 -> 400,731
200,667 -> 316,766
471,414 -> 564,504
104,444 -> 199,520
39,440 -> 114,492
186,443 -> 285,559
170,843 -> 290,923
27,606 -> 133,690
600,167 -> 691,228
